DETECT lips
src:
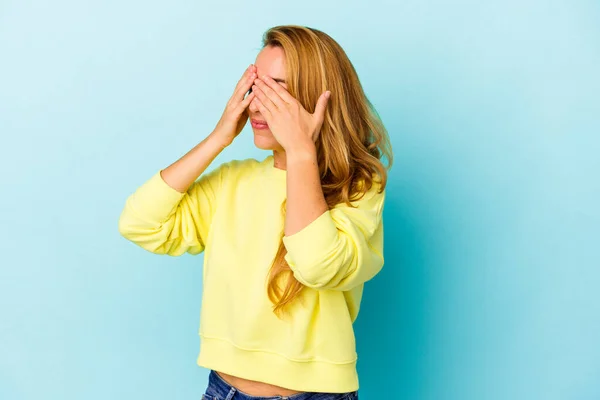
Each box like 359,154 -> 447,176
251,119 -> 269,129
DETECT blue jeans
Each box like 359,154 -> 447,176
202,370 -> 359,400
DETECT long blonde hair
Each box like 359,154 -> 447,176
263,25 -> 393,318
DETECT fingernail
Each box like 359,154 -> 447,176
325,91 -> 331,98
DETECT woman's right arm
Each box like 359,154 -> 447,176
117,133 -> 228,256
118,64 -> 257,256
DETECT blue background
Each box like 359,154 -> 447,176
1,1 -> 598,399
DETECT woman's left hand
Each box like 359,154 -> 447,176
251,75 -> 331,152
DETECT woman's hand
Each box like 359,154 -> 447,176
211,64 -> 257,148
251,75 -> 331,152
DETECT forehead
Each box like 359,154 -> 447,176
254,45 -> 286,80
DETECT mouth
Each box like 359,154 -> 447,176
251,119 -> 269,130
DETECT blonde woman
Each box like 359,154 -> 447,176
119,25 -> 392,400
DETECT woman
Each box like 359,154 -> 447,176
119,25 -> 392,400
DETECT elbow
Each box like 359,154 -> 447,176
118,214 -> 128,238
286,245 -> 354,289
118,210 -> 129,238
287,247 -> 384,291
117,212 -> 201,256
117,209 -> 159,250
118,209 -> 137,240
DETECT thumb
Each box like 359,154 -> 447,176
313,90 -> 331,126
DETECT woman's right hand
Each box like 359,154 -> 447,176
211,64 -> 257,147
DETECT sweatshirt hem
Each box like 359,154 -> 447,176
196,334 -> 359,393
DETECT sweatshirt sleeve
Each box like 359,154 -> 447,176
118,165 -> 224,256
282,184 -> 386,291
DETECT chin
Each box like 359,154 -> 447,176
253,131 -> 280,150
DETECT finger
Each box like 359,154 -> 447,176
252,84 -> 277,114
234,92 -> 255,114
234,64 -> 255,92
254,78 -> 286,108
252,96 -> 272,122
231,70 -> 257,103
313,91 -> 331,126
260,75 -> 296,104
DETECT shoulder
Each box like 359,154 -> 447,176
224,157 -> 262,170
329,179 -> 386,236
216,157 -> 264,180
344,175 -> 386,209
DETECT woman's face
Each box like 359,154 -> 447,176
248,45 -> 288,151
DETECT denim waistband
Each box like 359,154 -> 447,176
204,369 -> 357,400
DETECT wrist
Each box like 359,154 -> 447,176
284,141 -> 317,160
208,131 -> 231,150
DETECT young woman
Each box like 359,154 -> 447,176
119,25 -> 393,400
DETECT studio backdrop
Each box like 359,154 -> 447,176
0,1 -> 598,399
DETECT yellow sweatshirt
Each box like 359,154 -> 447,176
118,155 -> 386,393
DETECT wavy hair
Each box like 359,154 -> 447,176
262,25 -> 393,318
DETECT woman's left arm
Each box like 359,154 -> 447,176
283,145 -> 386,292
282,152 -> 386,292
284,145 -> 329,236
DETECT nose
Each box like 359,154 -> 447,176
248,95 -> 260,114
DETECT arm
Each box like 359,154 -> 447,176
283,145 -> 386,291
161,132 -> 228,193
283,145 -> 328,237
118,133 -> 228,255
118,63 -> 257,255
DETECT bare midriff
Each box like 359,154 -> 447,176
215,370 -> 304,397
